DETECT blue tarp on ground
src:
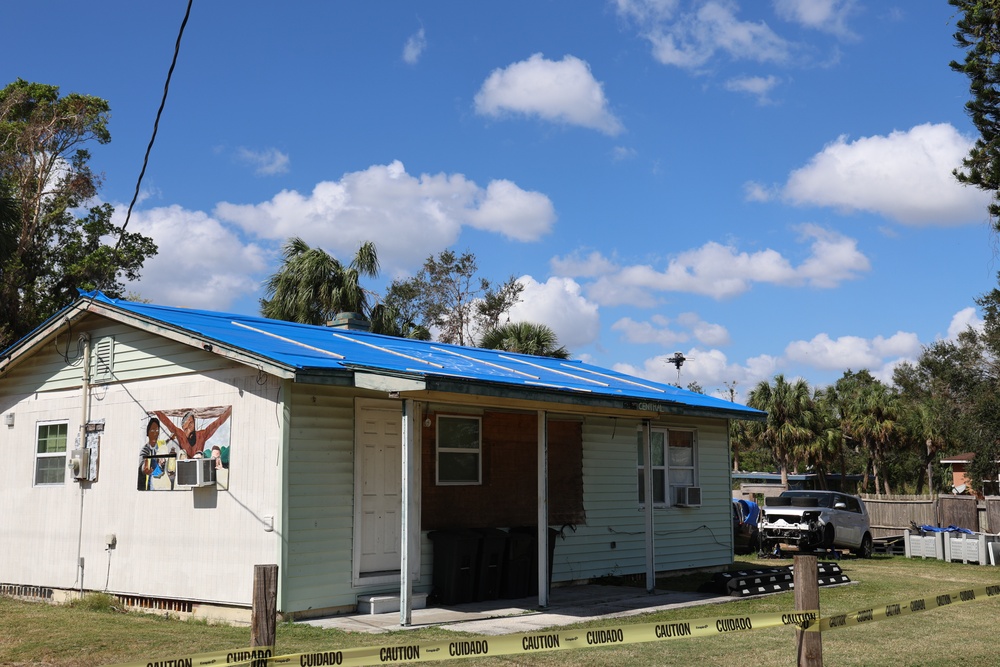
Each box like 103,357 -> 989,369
918,525 -> 974,534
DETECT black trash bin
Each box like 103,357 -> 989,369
429,530 -> 481,605
502,526 -> 559,598
474,528 -> 508,601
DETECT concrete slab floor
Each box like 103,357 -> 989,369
300,585 -> 732,635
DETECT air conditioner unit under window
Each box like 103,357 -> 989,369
675,486 -> 702,507
176,458 -> 217,487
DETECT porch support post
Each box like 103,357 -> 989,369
642,420 -> 655,593
537,409 -> 549,608
400,398 -> 416,626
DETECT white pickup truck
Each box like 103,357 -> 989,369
758,490 -> 873,558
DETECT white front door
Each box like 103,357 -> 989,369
356,402 -> 402,576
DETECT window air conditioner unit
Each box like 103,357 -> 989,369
176,458 -> 217,487
675,486 -> 702,507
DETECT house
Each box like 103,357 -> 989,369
732,471 -> 866,500
940,452 -> 1000,496
0,292 -> 764,623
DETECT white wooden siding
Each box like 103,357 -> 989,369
550,415 -> 733,582
0,320 -> 281,606
282,384 -> 355,611
283,386 -> 432,613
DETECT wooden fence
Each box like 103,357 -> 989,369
860,494 -> 1000,537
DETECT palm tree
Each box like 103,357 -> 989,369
805,387 -> 844,490
260,237 -> 379,325
837,371 -> 899,495
746,374 -> 815,488
478,321 -> 569,358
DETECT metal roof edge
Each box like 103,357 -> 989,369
419,375 -> 765,421
0,300 -> 92,376
80,296 -> 297,379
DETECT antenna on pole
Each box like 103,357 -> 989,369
667,351 -> 687,384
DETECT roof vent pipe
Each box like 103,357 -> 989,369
327,312 -> 371,332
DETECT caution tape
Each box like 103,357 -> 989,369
106,583 -> 1000,667
105,610 -> 815,667
107,647 -> 276,667
812,583 -> 1000,633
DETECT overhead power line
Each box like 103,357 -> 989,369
112,0 -> 194,255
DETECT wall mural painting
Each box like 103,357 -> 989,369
137,405 -> 233,491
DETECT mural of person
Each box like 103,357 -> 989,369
154,406 -> 232,459
209,445 -> 224,470
137,417 -> 179,491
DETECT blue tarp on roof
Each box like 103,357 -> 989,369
15,292 -> 765,420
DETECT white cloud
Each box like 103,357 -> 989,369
947,306 -> 983,340
612,312 -> 730,347
773,0 -> 857,38
782,123 -> 992,225
612,146 -> 638,162
614,0 -> 681,23
474,53 -> 624,135
583,225 -> 868,305
214,160 -> 555,272
743,180 -> 775,202
613,346 -> 771,392
619,0 -> 791,69
236,147 -> 290,176
724,75 -> 779,103
678,311 -> 731,346
612,309 -> 968,397
507,276 -> 601,349
550,250 -> 617,278
465,180 -> 556,241
120,205 -> 269,310
612,315 -> 689,347
784,331 -> 921,371
403,27 -> 426,64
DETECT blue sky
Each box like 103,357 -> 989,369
4,1 -> 994,400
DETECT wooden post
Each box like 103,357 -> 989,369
251,564 -> 278,649
793,555 -> 822,667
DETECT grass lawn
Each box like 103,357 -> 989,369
2,554 -> 1000,666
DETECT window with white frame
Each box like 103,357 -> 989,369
436,415 -> 481,484
637,427 -> 698,506
35,420 -> 69,485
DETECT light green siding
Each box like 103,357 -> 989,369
2,316 -> 242,395
283,385 -> 357,612
551,415 -> 733,583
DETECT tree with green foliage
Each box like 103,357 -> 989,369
479,321 -> 569,358
745,375 -> 815,488
893,283 -> 1000,495
835,370 -> 902,495
894,346 -> 964,494
260,237 -> 379,326
384,249 -> 523,345
368,302 -> 431,340
950,0 -> 1000,228
0,79 -> 157,348
804,386 -> 846,490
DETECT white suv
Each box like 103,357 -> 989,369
758,490 -> 873,558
